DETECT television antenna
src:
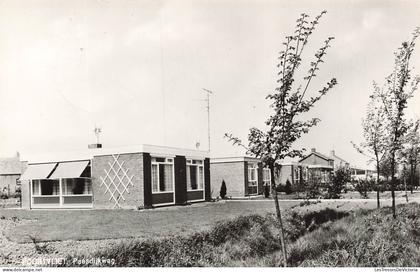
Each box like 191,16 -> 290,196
202,88 -> 213,152
94,126 -> 102,145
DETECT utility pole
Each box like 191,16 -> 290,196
202,88 -> 213,152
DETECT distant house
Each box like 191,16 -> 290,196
350,167 -> 377,181
299,148 -> 333,183
329,150 -> 350,170
0,153 -> 27,195
210,157 -> 271,198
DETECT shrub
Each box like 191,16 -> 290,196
326,167 -> 349,199
305,177 -> 322,199
284,180 -> 293,195
354,179 -> 372,198
0,194 -> 8,200
264,183 -> 270,198
220,180 -> 227,199
276,183 -> 285,193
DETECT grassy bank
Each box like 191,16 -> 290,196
242,202 -> 420,267
66,202 -> 420,267
65,206 -> 348,267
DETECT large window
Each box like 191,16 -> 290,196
151,157 -> 174,193
32,179 -> 60,196
263,168 -> 271,185
62,178 -> 92,195
187,159 -> 204,191
302,167 -> 308,181
248,163 -> 258,194
294,167 -> 300,183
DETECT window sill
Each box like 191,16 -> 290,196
152,191 -> 174,194
62,194 -> 93,197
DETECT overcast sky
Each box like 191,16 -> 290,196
1,0 -> 419,168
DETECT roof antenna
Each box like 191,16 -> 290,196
89,125 -> 103,149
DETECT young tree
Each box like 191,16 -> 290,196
225,11 -> 337,266
352,92 -> 388,208
220,180 -> 227,199
376,28 -> 420,218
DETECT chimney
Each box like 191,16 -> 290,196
88,143 -> 102,149
311,148 -> 316,153
330,150 -> 335,157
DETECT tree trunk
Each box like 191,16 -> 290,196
404,177 -> 409,203
376,161 -> 380,209
270,164 -> 287,267
410,163 -> 414,194
391,154 -> 396,218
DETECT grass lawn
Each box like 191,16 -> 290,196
1,201 -> 299,243
2,194 -> 418,244
68,202 -> 420,267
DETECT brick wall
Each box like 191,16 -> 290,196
210,161 -> 245,198
92,153 -> 144,209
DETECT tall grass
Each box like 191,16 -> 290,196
255,202 -> 420,267
65,208 -> 348,267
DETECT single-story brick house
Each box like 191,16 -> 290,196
210,157 -> 271,198
19,145 -> 210,209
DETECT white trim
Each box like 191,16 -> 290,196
307,164 -> 334,169
152,191 -> 175,194
188,198 -> 205,203
263,167 -> 271,185
62,194 -> 93,197
151,156 -> 176,205
247,163 -> 258,195
22,144 -> 209,164
211,157 -> 261,164
186,160 -> 204,192
187,189 -> 204,192
30,177 -> 93,209
152,199 -> 175,207
31,204 -> 93,209
150,153 -> 176,159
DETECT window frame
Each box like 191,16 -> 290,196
186,159 -> 205,192
31,177 -> 93,208
247,163 -> 258,195
262,168 -> 271,185
151,157 -> 175,194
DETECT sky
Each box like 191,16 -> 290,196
0,0 -> 419,168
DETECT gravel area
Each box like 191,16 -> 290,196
0,217 -> 134,266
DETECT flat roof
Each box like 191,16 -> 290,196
210,156 -> 261,163
22,144 -> 209,164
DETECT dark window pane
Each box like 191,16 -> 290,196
190,165 -> 197,190
159,164 -> 165,191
